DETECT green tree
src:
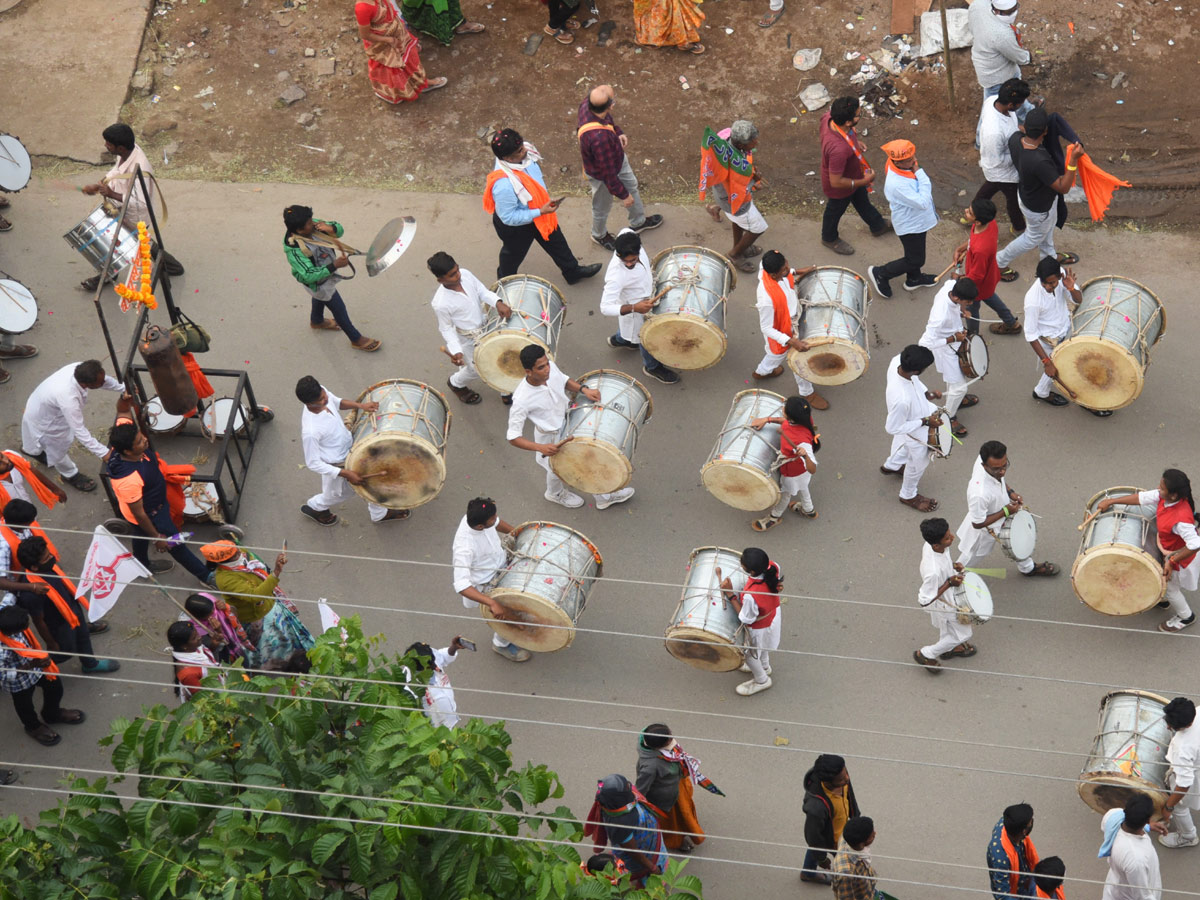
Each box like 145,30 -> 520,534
0,619 -> 703,900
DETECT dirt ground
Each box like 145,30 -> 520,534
112,0 -> 1199,224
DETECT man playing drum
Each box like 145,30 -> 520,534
956,440 -> 1058,578
426,252 -> 514,406
881,345 -> 943,513
451,497 -> 530,664
600,230 -> 680,385
1096,470 -> 1199,633
506,344 -> 634,511
294,376 -> 410,527
1161,697 -> 1200,849
918,277 -> 980,438
913,517 -> 972,673
752,251 -> 829,410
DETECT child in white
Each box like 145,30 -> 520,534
451,497 -> 529,662
407,638 -> 467,729
915,517 -> 972,670
918,278 -> 978,428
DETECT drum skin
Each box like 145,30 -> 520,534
787,266 -> 871,386
641,246 -> 735,370
665,547 -> 747,671
701,389 -> 786,511
1078,689 -> 1172,818
551,370 -> 653,495
0,279 -> 37,335
1072,486 -> 1165,615
476,275 -> 566,394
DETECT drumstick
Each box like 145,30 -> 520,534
0,283 -> 28,313
358,472 -> 388,480
1077,510 -> 1100,532
438,345 -> 465,365
965,567 -> 1007,579
1051,373 -> 1078,400
934,261 -> 958,282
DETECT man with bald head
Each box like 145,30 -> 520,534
578,84 -> 662,252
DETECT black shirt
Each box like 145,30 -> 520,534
16,573 -> 83,634
1007,132 -> 1060,214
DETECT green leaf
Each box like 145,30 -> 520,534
165,801 -> 199,837
310,832 -> 347,868
368,885 -> 399,900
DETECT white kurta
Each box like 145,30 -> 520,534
918,540 -> 971,656
1103,829 -> 1162,900
1167,722 -> 1200,809
883,354 -> 937,499
422,647 -> 460,729
0,461 -> 32,506
599,228 -> 652,344
955,458 -> 1034,573
21,362 -> 124,474
431,267 -> 500,357
754,265 -> 814,394
451,515 -> 507,607
300,386 -> 386,521
1139,490 -> 1200,592
919,281 -> 967,386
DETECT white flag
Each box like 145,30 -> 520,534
317,598 -> 341,634
76,525 -> 151,621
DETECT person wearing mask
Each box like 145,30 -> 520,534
801,754 -> 861,885
986,803 -> 1039,900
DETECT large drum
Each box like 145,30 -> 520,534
63,207 -> 141,279
475,275 -> 566,394
1078,689 -> 1172,817
953,572 -> 993,625
639,246 -> 735,371
787,267 -> 871,385
551,369 -> 653,494
0,276 -> 38,336
997,509 -> 1037,562
1052,277 -> 1165,411
145,396 -> 186,436
346,379 -> 451,509
664,547 -> 747,671
481,521 -> 602,652
1072,487 -> 1165,615
701,389 -> 786,511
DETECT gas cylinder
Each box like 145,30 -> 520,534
139,323 -> 198,415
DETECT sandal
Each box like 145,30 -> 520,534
913,650 -> 942,674
789,502 -> 817,518
310,320 -> 341,331
999,267 -> 1019,283
958,394 -> 979,409
752,514 -> 782,532
0,215 -> 11,233
1055,251 -> 1080,265
733,257 -> 758,273
379,509 -> 411,522
565,17 -> 582,29
989,321 -> 1022,335
950,419 -> 968,437
351,337 -> 382,352
63,472 -> 97,492
27,724 -> 61,746
301,504 -> 339,526
758,5 -> 785,27
880,464 -> 905,476
1022,561 -> 1061,577
424,76 -> 449,92
678,42 -> 705,54
939,642 -> 977,659
447,378 -> 482,405
0,196 -> 10,209
899,494 -> 938,512
544,25 -> 574,43
454,21 -> 486,34
0,344 -> 37,359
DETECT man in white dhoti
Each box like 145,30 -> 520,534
955,440 -> 1059,577
751,251 -> 828,409
881,345 -> 943,512
294,376 -> 410,527
600,230 -> 679,385
918,277 -> 979,437
913,517 -> 972,673
1102,796 -> 1163,900
21,360 -> 124,492
452,497 -> 530,663
427,251 -> 513,406
406,638 -> 469,729
1161,697 -> 1200,849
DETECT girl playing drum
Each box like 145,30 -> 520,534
717,548 -> 782,697
749,396 -> 821,532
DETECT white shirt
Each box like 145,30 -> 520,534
884,354 -> 936,443
300,386 -> 353,478
22,362 -> 124,458
978,98 -> 1020,183
1167,722 -> 1200,809
431,268 -> 500,356
451,515 -> 507,600
506,362 -> 570,440
1137,490 -> 1200,551
106,145 -> 155,228
737,592 -> 763,626
919,281 -> 966,384
957,457 -> 1010,557
755,265 -> 796,350
1022,281 -> 1072,343
600,229 -> 653,343
918,540 -> 956,609
422,647 -> 460,729
0,524 -> 33,581
1103,829 -> 1161,900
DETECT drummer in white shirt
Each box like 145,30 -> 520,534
955,440 -> 1059,578
918,277 -> 979,438
751,251 -> 829,410
452,497 -> 530,663
913,517 -> 972,674
507,344 -> 634,510
427,252 -> 514,406
294,375 -> 409,527
881,345 -> 944,513
1161,697 -> 1200,849
601,230 -> 680,385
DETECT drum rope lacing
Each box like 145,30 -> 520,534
183,480 -> 226,524
655,263 -> 724,312
1071,295 -> 1162,361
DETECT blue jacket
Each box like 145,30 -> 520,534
883,167 -> 938,236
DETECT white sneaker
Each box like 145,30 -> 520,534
1159,833 -> 1200,849
545,489 -> 585,509
595,487 -> 635,510
736,676 -> 773,696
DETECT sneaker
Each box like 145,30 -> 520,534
735,676 -> 772,696
867,265 -> 892,299
641,365 -> 680,384
148,559 -> 174,574
737,662 -> 771,675
903,273 -> 938,291
632,214 -> 664,233
595,487 -> 634,510
81,659 -> 121,674
1159,833 -> 1200,849
545,489 -> 585,509
1159,614 -> 1196,633
607,334 -> 638,349
492,642 -> 532,663
592,232 -> 617,251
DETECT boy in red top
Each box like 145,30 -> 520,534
749,396 -> 820,532
952,199 -> 1021,336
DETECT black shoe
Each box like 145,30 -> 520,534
148,558 -> 175,574
903,273 -> 938,291
591,232 -> 617,251
870,221 -> 893,237
0,769 -> 16,786
1032,390 -> 1069,407
632,214 -> 664,233
642,365 -> 680,384
78,275 -> 101,292
867,265 -> 892,299
21,449 -> 47,466
1085,407 -> 1114,418
607,334 -> 638,349
500,393 -> 514,405
1157,600 -> 1171,609
565,263 -> 602,284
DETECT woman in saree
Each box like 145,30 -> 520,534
355,0 -> 448,104
400,0 -> 485,46
633,0 -> 705,54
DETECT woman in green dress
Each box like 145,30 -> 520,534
401,0 -> 485,46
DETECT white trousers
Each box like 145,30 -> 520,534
884,436 -> 934,500
20,419 -> 78,478
771,471 -> 814,517
755,350 -> 814,395
1164,569 -> 1195,620
958,538 -> 1035,575
996,199 -> 1056,269
944,378 -> 970,419
1032,333 -> 1069,398
921,609 -> 973,658
307,470 -> 388,521
1170,800 -> 1198,841
449,340 -> 479,390
745,617 -> 780,684
534,427 -> 620,504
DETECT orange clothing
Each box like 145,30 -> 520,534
761,267 -> 795,354
1000,828 -> 1040,895
0,629 -> 58,680
0,522 -> 59,572
1076,151 -> 1130,222
25,566 -> 88,630
699,128 -> 755,214
181,353 -> 215,417
483,170 -> 559,240
0,452 -> 60,510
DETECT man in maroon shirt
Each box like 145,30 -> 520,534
952,199 -> 1021,335
820,97 -> 890,256
578,85 -> 663,252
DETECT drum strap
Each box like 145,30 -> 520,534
288,232 -> 362,257
102,171 -> 168,223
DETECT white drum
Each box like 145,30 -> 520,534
957,333 -> 989,379
1072,486 -> 1165,616
664,547 -> 747,672
551,369 -> 653,494
0,277 -> 37,335
927,417 -> 953,459
788,266 -> 872,385
475,275 -> 566,394
1079,689 -> 1172,817
63,207 -> 141,279
700,389 -> 786,511
997,509 -> 1037,561
182,481 -> 222,524
201,397 -> 249,439
640,246 -> 734,370
0,134 -> 32,193
954,571 -> 993,625
145,396 -> 186,436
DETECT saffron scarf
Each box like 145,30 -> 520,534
26,567 -> 88,629
886,159 -> 917,180
1035,888 -> 1063,900
829,120 -> 873,193
0,628 -> 59,680
1000,827 -> 1039,895
1075,151 -> 1131,222
0,523 -> 59,570
0,451 -> 60,509
698,127 -> 755,212
760,267 -> 796,354
583,784 -> 656,852
483,146 -> 559,240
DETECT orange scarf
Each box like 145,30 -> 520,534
886,159 -> 917,180
0,451 -> 60,510
761,267 -> 795,354
25,567 -> 88,630
1000,828 -> 1039,895
0,628 -> 58,680
1075,151 -> 1130,222
483,169 -> 559,241
0,522 -> 59,570
829,120 -> 873,193
1035,887 -> 1063,900
181,353 -> 215,416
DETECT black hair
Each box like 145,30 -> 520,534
2,499 -> 37,527
952,277 -> 979,301
1124,794 -> 1154,831
1002,803 -> 1034,839
405,641 -> 436,675
274,649 -> 311,674
783,397 -> 821,453
843,816 -> 874,848
1033,857 -> 1065,894
920,517 -> 950,546
642,723 -> 672,749
283,205 -> 313,235
830,96 -> 860,126
0,605 -> 31,635
466,497 -> 498,528
427,251 -> 457,278
184,594 -> 215,619
491,128 -> 523,160
519,343 -> 546,371
1023,108 -> 1049,139
978,440 -> 1007,465
295,375 -> 323,404
167,620 -> 196,651
1164,697 -> 1197,729
997,78 -> 1031,106
741,547 -> 780,593
102,123 -> 136,152
108,423 -> 140,454
899,344 -> 934,373
1161,469 -> 1197,523
761,250 -> 787,275
16,535 -> 47,570
585,853 -> 618,875
74,360 -> 104,386
613,231 -> 641,258
971,198 -> 998,225
1035,256 -> 1061,282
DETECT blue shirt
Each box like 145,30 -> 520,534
883,167 -> 938,236
986,818 -> 1035,900
490,161 -> 547,227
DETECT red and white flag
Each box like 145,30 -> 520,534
76,525 -> 151,621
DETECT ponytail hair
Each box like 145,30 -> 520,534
1162,468 -> 1197,523
784,396 -> 821,453
741,547 -> 781,593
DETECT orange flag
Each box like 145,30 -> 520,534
1076,151 -> 1131,222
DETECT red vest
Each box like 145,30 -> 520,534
1158,497 -> 1197,570
779,423 -> 815,478
745,575 -> 780,629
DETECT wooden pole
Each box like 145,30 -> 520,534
939,0 -> 956,109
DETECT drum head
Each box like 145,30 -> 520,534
787,340 -> 869,386
482,590 -> 576,652
182,481 -> 220,522
145,396 -> 185,434
664,627 -> 744,672
1052,338 -> 1142,411
960,572 -> 993,622
365,216 -> 418,277
1071,547 -> 1165,615
639,316 -> 727,370
966,334 -> 989,378
0,135 -> 32,193
0,278 -> 38,334
201,398 -> 247,438
475,332 -> 549,394
346,433 -> 447,509
931,419 -> 953,457
700,460 -> 781,511
1005,510 -> 1037,560
551,438 -> 633,495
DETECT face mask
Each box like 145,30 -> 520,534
995,10 -> 1018,24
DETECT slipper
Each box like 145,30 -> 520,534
733,257 -> 758,273
678,42 -> 705,54
999,267 -> 1019,283
424,76 -> 449,91
447,378 -> 482,405
938,643 -> 977,659
950,419 -> 968,437
0,344 -> 37,359
899,494 -> 938,512
744,244 -> 764,257
1022,561 -> 1061,577
913,650 -> 942,674
752,366 -> 783,380
549,28 -> 574,44
789,502 -> 817,518
27,725 -> 61,746
47,708 -> 86,725
310,320 -> 341,330
1055,251 -> 1080,265
454,21 -> 486,34
758,5 -> 784,27
958,394 -> 979,409
352,337 -> 382,352
752,515 -> 782,532
380,509 -> 411,522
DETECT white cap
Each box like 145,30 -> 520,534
992,0 -> 1019,11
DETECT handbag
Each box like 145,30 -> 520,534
171,310 -> 212,353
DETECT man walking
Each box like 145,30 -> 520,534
987,803 -> 1039,900
953,199 -> 1022,335
451,496 -> 530,663
969,0 -> 1037,148
753,251 -> 828,409
820,97 -> 889,256
917,277 -> 980,437
801,754 -> 861,885
912,517 -> 971,674
699,121 -> 769,272
975,79 -> 1031,241
600,230 -> 679,385
1161,696 -> 1200,850
577,85 -> 662,252
1102,796 -> 1163,900
868,141 -> 938,300
881,345 -> 943,513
